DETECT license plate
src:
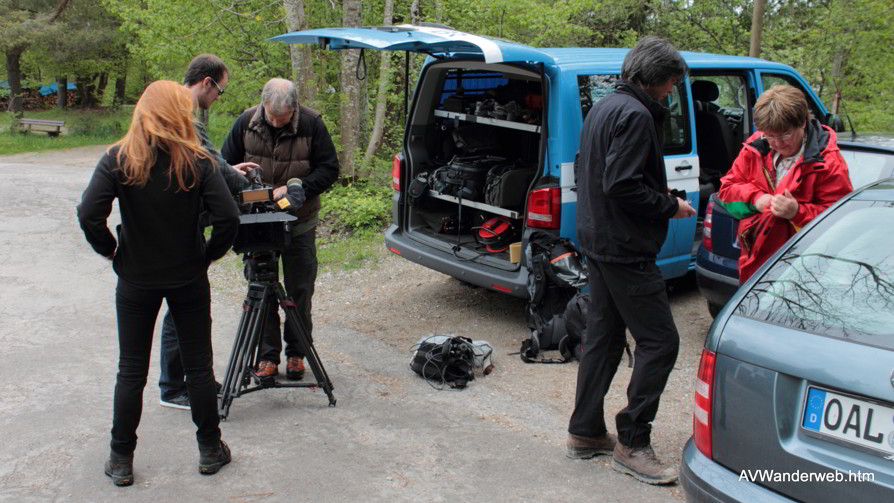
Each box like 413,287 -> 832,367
802,386 -> 894,456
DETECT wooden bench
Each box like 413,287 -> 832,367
19,118 -> 65,137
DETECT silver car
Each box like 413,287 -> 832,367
681,178 -> 894,502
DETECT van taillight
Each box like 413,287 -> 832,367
527,187 -> 560,229
391,153 -> 403,191
703,201 -> 714,252
694,348 -> 716,459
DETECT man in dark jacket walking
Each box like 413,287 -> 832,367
566,36 -> 695,485
222,78 -> 340,381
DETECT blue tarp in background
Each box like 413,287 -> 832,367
39,82 -> 77,96
0,80 -> 77,95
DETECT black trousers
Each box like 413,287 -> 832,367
111,275 -> 221,455
259,226 -> 317,363
158,310 -> 187,400
568,260 -> 679,448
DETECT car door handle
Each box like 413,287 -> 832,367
674,163 -> 693,172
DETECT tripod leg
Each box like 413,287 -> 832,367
275,283 -> 336,406
218,283 -> 271,419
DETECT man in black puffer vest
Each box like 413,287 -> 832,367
567,37 -> 695,485
222,78 -> 340,381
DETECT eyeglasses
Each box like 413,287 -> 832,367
210,78 -> 225,96
764,131 -> 797,142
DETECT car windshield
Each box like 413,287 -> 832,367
736,200 -> 894,348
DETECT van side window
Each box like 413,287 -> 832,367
578,74 -> 690,155
761,73 -> 824,122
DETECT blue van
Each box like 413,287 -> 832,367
274,25 -> 845,298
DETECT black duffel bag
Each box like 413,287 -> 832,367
431,155 -> 505,202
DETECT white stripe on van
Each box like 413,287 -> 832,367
400,25 -> 504,63
560,161 -> 577,203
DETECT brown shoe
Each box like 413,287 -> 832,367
256,360 -> 278,377
566,433 -> 616,459
611,443 -> 677,485
286,357 -> 305,381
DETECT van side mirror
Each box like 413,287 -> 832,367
825,113 -> 845,133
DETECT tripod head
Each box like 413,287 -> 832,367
242,251 -> 280,284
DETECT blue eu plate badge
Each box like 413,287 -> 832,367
803,388 -> 826,431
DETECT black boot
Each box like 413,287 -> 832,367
198,439 -> 231,475
104,451 -> 134,487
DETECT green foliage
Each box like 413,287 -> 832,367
0,108 -> 132,155
319,181 -> 392,235
317,228 -> 386,272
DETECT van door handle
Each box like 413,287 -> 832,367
674,162 -> 693,172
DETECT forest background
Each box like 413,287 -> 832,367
2,0 -> 893,245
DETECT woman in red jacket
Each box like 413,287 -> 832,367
717,84 -> 852,283
78,80 -> 239,486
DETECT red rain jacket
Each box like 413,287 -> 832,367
717,120 -> 852,283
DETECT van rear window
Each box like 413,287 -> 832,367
438,70 -> 508,107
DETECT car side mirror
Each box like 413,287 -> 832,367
825,113 -> 845,133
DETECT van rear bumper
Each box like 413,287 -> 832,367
384,225 -> 529,299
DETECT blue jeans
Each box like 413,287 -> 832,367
159,310 -> 187,400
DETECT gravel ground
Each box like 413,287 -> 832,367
211,244 -> 715,500
3,144 -> 715,500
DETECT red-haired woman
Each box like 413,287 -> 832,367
77,80 -> 239,486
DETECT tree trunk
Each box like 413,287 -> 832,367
339,0 -> 363,179
411,0 -> 421,24
6,46 -> 25,116
97,72 -> 109,105
408,0 -> 423,95
749,0 -> 767,58
363,0 -> 394,171
114,52 -> 128,106
75,77 -> 87,107
283,0 -> 316,104
434,0 -> 444,23
114,76 -> 127,105
56,77 -> 67,109
81,74 -> 99,108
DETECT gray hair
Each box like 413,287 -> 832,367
261,78 -> 299,114
621,36 -> 688,88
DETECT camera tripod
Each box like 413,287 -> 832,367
218,251 -> 336,419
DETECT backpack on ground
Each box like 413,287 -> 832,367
519,232 -> 587,363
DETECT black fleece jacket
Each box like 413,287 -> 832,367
77,146 -> 240,288
575,81 -> 679,263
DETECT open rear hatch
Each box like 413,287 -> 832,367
274,26 -> 554,272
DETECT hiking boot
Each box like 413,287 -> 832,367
566,433 -> 616,459
104,451 -> 134,487
199,440 -> 232,475
611,443 -> 677,485
286,357 -> 305,381
159,393 -> 190,410
256,360 -> 278,378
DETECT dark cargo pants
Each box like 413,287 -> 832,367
568,259 -> 680,448
259,226 -> 317,363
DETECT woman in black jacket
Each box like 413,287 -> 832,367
77,80 -> 240,486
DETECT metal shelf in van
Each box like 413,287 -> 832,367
426,190 -> 521,219
433,109 -> 541,133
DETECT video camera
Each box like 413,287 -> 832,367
232,168 -> 300,254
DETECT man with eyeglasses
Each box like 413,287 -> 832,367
717,84 -> 852,283
156,54 -> 260,411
